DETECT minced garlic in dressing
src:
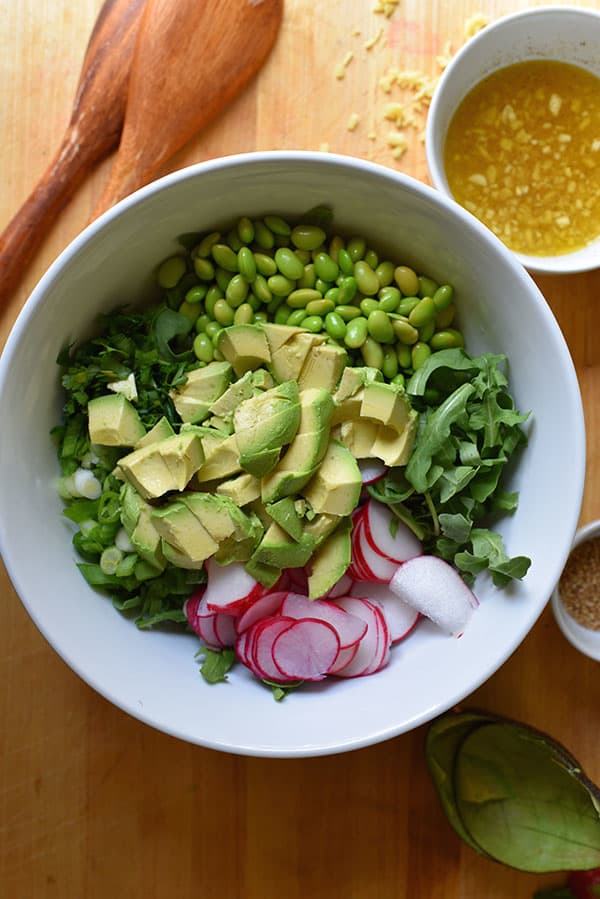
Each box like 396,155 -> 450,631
444,60 -> 600,257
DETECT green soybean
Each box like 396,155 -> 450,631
275,305 -> 292,324
336,305 -> 362,322
287,308 -> 307,326
419,319 -> 436,343
294,248 -> 311,265
238,246 -> 257,283
364,249 -> 379,270
275,247 -> 305,281
382,347 -> 399,380
237,216 -> 255,244
264,215 -> 291,236
412,341 -> 432,369
360,297 -> 380,317
430,328 -> 465,350
391,372 -> 405,388
268,274 -> 296,297
397,295 -> 420,316
185,284 -> 207,304
397,344 -> 412,369
354,260 -> 380,296
325,312 -> 347,340
215,267 -> 232,293
435,303 -> 455,329
267,296 -> 285,317
211,329 -> 224,347
338,276 -> 358,304
306,298 -> 335,316
212,243 -> 239,272
226,274 -> 249,307
226,229 -> 243,252
298,263 -> 316,289
338,248 -> 354,276
234,303 -> 254,325
177,300 -> 199,324
195,231 -> 220,258
247,293 -> 262,311
347,236 -> 366,262
193,257 -> 215,281
408,296 -> 436,328
195,314 -> 210,333
329,235 -> 344,263
157,256 -> 186,288
287,288 -> 322,308
315,278 -> 332,295
254,311 -> 268,323
301,315 -> 323,333
254,252 -> 277,277
213,299 -> 234,326
325,287 -> 340,304
205,286 -> 222,317
193,333 -> 214,363
344,316 -> 369,348
253,220 -> 275,250
379,287 -> 401,312
375,260 -> 395,288
394,265 -> 419,296
205,320 -> 222,339
433,284 -> 454,310
361,337 -> 384,369
418,275 -> 439,298
291,224 -> 326,251
213,348 -> 225,361
367,309 -> 395,343
252,274 -> 272,304
392,318 -> 419,345
313,251 -> 339,283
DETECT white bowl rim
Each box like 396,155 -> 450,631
425,4 -> 600,276
0,150 -> 587,755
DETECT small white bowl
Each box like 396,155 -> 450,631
552,520 -> 600,662
426,5 -> 600,275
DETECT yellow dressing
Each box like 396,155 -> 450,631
444,60 -> 600,257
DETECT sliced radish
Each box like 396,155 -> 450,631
388,555 -> 478,636
235,630 -> 251,667
251,616 -> 297,682
328,643 -> 359,675
203,558 -> 267,616
357,520 -> 397,582
213,612 -> 237,647
325,572 -> 354,598
271,618 -> 340,681
236,591 -> 288,634
358,459 -> 386,484
349,519 -> 377,582
280,593 -> 367,649
331,596 -> 387,677
184,589 -> 205,634
363,499 -> 422,564
350,581 -> 420,643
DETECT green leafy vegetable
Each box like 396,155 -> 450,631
198,648 -> 236,684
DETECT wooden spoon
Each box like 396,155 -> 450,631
0,0 -> 146,309
92,0 -> 284,217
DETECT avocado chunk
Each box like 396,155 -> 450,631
307,518 -> 352,599
152,501 -> 219,564
302,439 -> 362,516
161,541 -> 206,570
179,492 -> 263,564
209,371 -> 254,419
265,497 -> 305,542
371,415 -> 418,467
216,471 -> 261,506
269,331 -> 326,384
360,381 -> 412,429
118,432 -> 204,499
195,432 -> 241,482
251,521 -> 314,569
119,483 -> 166,570
135,415 -> 175,449
217,325 -> 271,376
171,362 -> 232,424
337,419 -> 379,458
88,394 -> 146,447
334,366 -> 383,402
261,323 -> 304,355
298,343 -> 348,392
261,387 -> 334,503
233,380 -> 301,478
302,512 -> 341,548
250,369 -> 275,391
244,556 -> 282,589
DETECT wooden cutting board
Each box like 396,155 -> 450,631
1,2 -> 599,897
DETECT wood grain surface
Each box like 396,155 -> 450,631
1,2 -> 599,896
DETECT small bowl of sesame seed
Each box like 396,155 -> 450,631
551,519 -> 600,662
425,6 -> 600,275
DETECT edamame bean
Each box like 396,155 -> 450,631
234,303 -> 254,325
226,230 -> 243,252
213,348 -> 224,361
325,287 -> 340,304
391,372 -> 405,388
313,251 -> 339,283
429,329 -> 465,350
360,298 -> 380,317
433,284 -> 454,311
378,286 -> 401,312
394,265 -> 419,296
435,303 -> 455,329
252,274 -> 272,304
211,243 -> 239,272
364,249 -> 379,270
237,216 -> 255,244
275,305 -> 292,324
195,314 -> 210,333
338,248 -> 354,276
354,260 -> 380,297
375,261 -> 395,288
292,250 -> 309,266
264,215 -> 291,236
253,220 -> 275,250
298,263 -> 316,290
418,275 -> 439,298
291,225 -> 326,251
287,288 -> 322,308
213,299 -> 235,326
338,276 -> 358,304
193,257 -> 215,281
267,296 -> 284,317
254,311 -> 268,323
254,252 -> 277,277
211,329 -> 224,347
336,305 -> 362,321
382,347 -> 399,380
301,315 -> 323,333
361,337 -> 384,369
185,284 -> 207,304
315,278 -> 332,295
306,298 -> 335,316
325,312 -> 347,340
275,247 -> 305,281
397,345 -> 412,369
205,320 -> 222,339
177,300 -> 199,324
392,318 -> 419,345
344,316 -> 369,348
226,274 -> 249,307
268,274 -> 296,297
347,236 -> 366,262
329,235 -> 344,263
247,293 -> 262,311
408,296 -> 436,328
367,309 -> 395,343
193,333 -> 214,363
205,286 -> 222,317
215,267 -> 232,293
238,246 -> 257,283
157,256 -> 186,288
397,295 -> 420,316
195,231 -> 220,258
412,341 -> 432,369
419,320 -> 435,343
287,308 -> 307,326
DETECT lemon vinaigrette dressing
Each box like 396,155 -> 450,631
443,60 -> 600,257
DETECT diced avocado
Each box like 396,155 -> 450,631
261,387 -> 334,503
135,416 -> 175,449
360,381 -> 412,430
209,371 -> 254,419
171,362 -> 232,424
251,521 -> 314,569
248,499 -> 272,530
179,492 -> 263,564
334,366 -> 383,402
195,432 -> 241,482
244,556 -> 282,589
88,394 -> 146,447
205,415 -> 234,434
298,343 -> 348,392
118,433 -> 204,499
119,483 -> 166,570
331,387 -> 365,425
269,332 -> 326,384
302,440 -> 362,516
265,497 -> 305,542
302,512 -> 341,548
338,419 -> 379,458
214,510 -> 264,565
233,380 -> 301,478
261,323 -> 304,355
250,369 -> 275,390
217,325 -> 271,376
216,472 -> 261,506
120,482 -> 145,535
152,501 -> 219,563
307,519 -> 352,599
371,414 -> 418,467
161,540 -> 206,570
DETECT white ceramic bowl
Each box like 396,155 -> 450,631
426,5 -> 600,275
551,520 -> 600,662
0,151 -> 586,756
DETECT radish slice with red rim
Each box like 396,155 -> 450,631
388,554 -> 478,636
331,596 -> 385,677
271,618 -> 341,681
357,520 -> 397,583
236,591 -> 288,634
350,581 -> 420,643
251,616 -> 297,682
280,593 -> 367,648
204,558 -> 267,615
325,572 -> 354,598
363,499 -> 422,564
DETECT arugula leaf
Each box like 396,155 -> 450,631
198,648 -> 236,684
